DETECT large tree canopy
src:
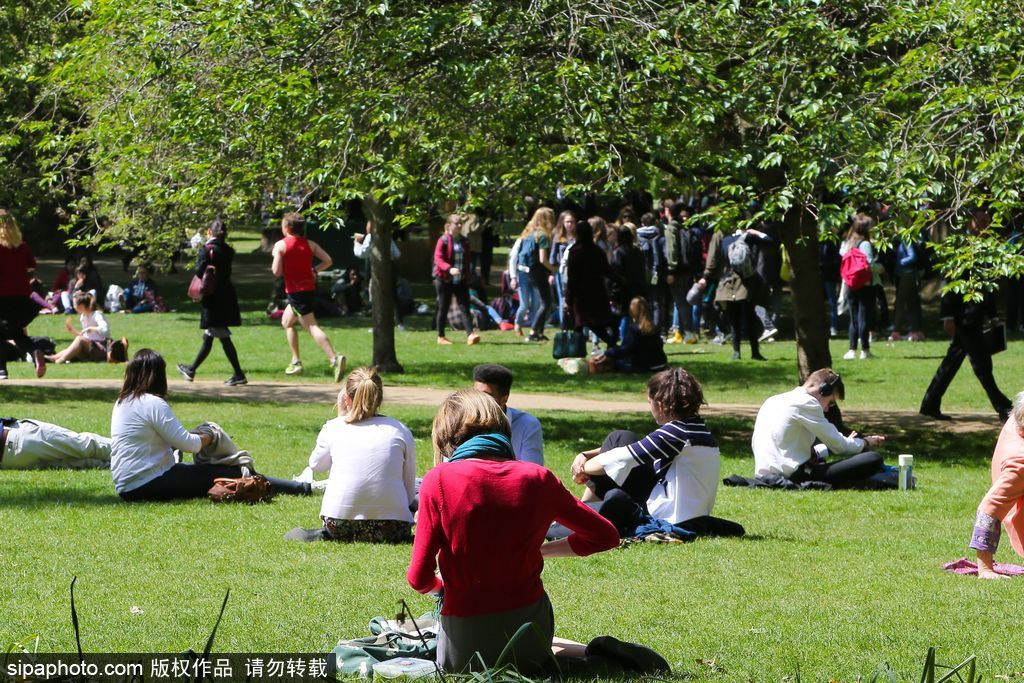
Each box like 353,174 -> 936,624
37,0 -> 1024,375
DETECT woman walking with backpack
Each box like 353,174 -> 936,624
839,214 -> 878,360
177,219 -> 247,386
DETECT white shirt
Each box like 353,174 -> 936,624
353,233 -> 401,260
752,387 -> 866,477
309,415 -> 416,522
110,394 -> 202,493
81,310 -> 110,343
507,407 -> 544,466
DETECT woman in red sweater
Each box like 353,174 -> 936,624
407,389 -> 619,674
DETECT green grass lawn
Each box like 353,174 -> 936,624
0,388 -> 1018,681
4,250 -> 1023,680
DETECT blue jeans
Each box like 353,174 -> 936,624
822,279 -> 839,331
848,287 -> 875,351
514,271 -> 536,327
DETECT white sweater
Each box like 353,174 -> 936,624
752,387 -> 866,477
309,415 -> 416,522
111,394 -> 202,493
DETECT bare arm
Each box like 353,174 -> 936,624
271,242 -> 284,277
309,240 -> 333,272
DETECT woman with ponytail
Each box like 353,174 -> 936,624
287,367 -> 417,542
407,389 -> 618,674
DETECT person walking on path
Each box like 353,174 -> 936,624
0,209 -> 45,380
433,213 -> 480,346
271,212 -> 345,379
920,211 -> 1012,422
177,219 -> 247,386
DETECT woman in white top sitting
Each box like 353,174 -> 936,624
285,366 -> 416,542
46,291 -> 110,364
111,349 -> 311,502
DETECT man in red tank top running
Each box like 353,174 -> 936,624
271,212 -> 345,380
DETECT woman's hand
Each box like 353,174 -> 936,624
450,267 -> 461,277
510,277 -> 518,290
571,453 -> 590,484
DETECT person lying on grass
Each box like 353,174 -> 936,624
751,368 -> 886,488
571,367 -> 743,537
969,391 -> 1024,580
408,389 -> 619,674
110,348 -> 311,502
0,417 -> 110,470
285,366 -> 417,543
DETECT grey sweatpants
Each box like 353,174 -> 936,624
2,420 -> 111,470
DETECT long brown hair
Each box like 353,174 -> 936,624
629,296 -> 656,335
117,349 -> 168,402
0,209 -> 23,249
340,366 -> 383,423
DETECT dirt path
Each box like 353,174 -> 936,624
3,378 -> 1003,433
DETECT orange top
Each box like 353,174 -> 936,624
979,418 -> 1024,557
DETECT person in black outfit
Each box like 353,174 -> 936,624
177,220 -> 247,386
920,211 -> 1012,421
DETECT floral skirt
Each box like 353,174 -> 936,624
321,517 -> 412,543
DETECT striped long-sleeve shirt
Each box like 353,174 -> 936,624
595,418 -> 721,524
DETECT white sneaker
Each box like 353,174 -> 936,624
859,349 -> 873,360
758,327 -> 778,342
293,467 -> 314,484
842,349 -> 857,360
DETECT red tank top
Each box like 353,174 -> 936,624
281,234 -> 316,294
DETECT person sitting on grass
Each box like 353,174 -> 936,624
122,264 -> 161,313
572,367 -> 742,537
46,292 -> 110,364
472,363 -> 544,466
594,296 -> 667,374
285,367 -> 416,543
0,417 -> 110,470
408,389 -> 620,674
968,391 -> 1024,580
751,368 -> 886,488
111,349 -> 311,502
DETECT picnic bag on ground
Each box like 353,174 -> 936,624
106,337 -> 129,363
840,244 -> 872,290
207,474 -> 274,503
187,246 -> 218,302
553,330 -> 586,359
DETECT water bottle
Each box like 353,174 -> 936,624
898,454 -> 914,490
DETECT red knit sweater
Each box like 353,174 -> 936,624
407,459 -> 619,617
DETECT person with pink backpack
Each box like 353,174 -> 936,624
839,214 -> 879,360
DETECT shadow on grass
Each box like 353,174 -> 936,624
1,384 -> 303,407
0,486 -> 121,508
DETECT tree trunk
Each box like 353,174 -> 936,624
363,193 -> 404,374
780,207 -> 832,382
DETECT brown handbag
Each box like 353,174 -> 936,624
207,474 -> 274,504
587,353 -> 614,374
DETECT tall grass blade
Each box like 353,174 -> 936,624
69,577 -> 83,666
397,599 -> 445,683
921,647 -> 937,683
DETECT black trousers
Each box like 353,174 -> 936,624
120,463 -> 309,502
434,279 -> 472,338
789,451 -> 884,489
726,300 -> 762,355
920,323 -> 1012,415
587,430 -> 658,509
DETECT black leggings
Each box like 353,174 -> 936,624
726,300 -> 761,355
120,463 -> 310,502
434,279 -> 472,338
789,451 -> 884,489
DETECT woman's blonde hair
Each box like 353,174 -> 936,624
339,366 -> 383,423
0,209 -> 23,249
521,207 -> 555,239
431,389 -> 511,464
629,296 -> 656,335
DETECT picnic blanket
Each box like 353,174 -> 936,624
942,558 -> 1024,576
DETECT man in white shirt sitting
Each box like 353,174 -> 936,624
751,368 -> 886,487
472,364 -> 544,466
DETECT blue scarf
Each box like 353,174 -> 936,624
447,433 -> 515,463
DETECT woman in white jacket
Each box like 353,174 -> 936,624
286,366 -> 417,542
